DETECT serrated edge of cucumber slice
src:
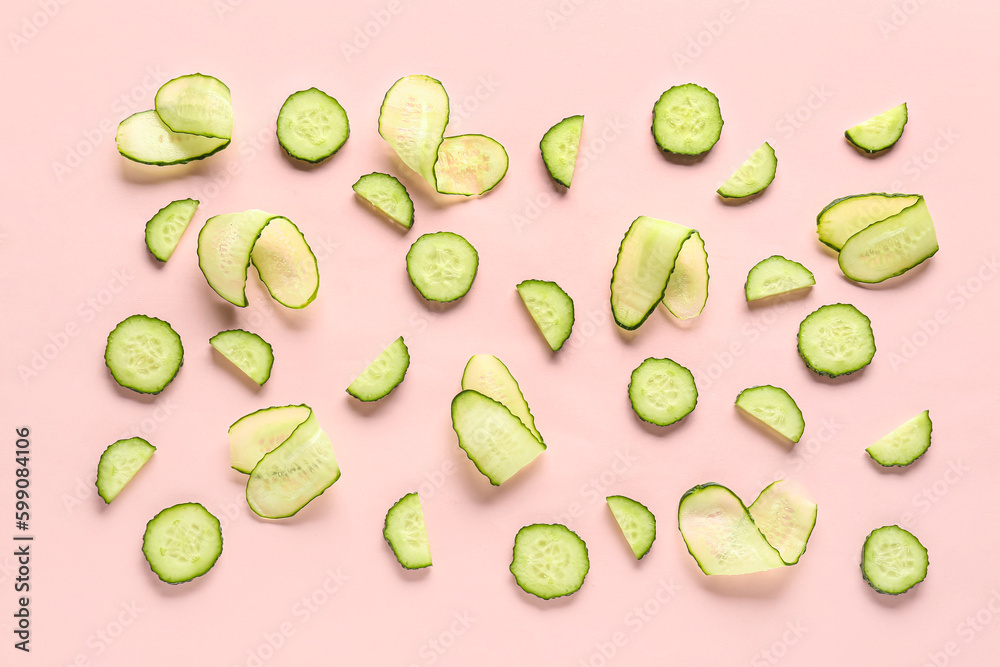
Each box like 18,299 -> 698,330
141,502 -> 223,584
405,231 -> 479,303
744,255 -> 816,301
515,279 -> 575,351
628,357 -> 698,427
95,437 -> 156,504
861,524 -> 928,595
104,314 -> 184,394
509,523 -> 590,599
796,303 -> 876,378
735,384 -> 805,443
276,86 -> 350,163
145,198 -> 199,262
383,492 -> 432,569
651,83 -> 724,156
352,171 -> 415,229
346,336 -> 410,402
606,494 -> 657,560
865,410 -> 932,467
716,142 -> 777,199
540,114 -> 584,188
845,103 -> 907,154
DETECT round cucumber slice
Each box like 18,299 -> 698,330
105,314 -> 184,394
405,231 -> 478,302
652,83 -> 723,156
717,142 -> 776,199
861,525 -> 928,595
96,437 -> 155,504
433,134 -> 509,196
540,115 -> 583,188
276,87 -> 350,163
383,492 -> 432,569
142,502 -> 223,584
797,303 -> 875,377
628,357 -> 698,426
510,523 -> 589,599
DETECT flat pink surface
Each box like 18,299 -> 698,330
4,1 -> 1000,665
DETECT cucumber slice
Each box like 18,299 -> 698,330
276,87 -> 350,163
197,209 -> 274,307
845,103 -> 907,153
461,354 -> 542,443
510,523 -> 589,599
352,172 -> 414,229
516,279 -> 575,351
116,110 -> 229,166
817,193 -> 921,252
246,408 -> 341,519
433,134 -> 509,196
838,195 -> 938,284
661,231 -> 709,320
735,385 -> 805,443
861,525 -> 928,595
96,437 -> 155,504
677,483 -> 785,575
866,410 -> 932,467
347,337 -> 410,402
104,314 -> 184,394
628,357 -> 697,427
450,390 -> 546,486
383,492 -> 432,569
145,198 -> 199,262
249,216 -> 320,308
747,480 -> 817,565
378,74 -> 450,187
228,404 -> 312,474
652,83 -> 723,156
540,115 -> 583,188
610,216 -> 695,330
717,142 -> 777,199
405,231 -> 478,302
744,255 -> 815,301
797,303 -> 875,377
142,502 -> 223,584
209,329 -> 274,386
607,495 -> 656,560
154,73 -> 233,140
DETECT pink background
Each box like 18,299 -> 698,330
4,0 -> 1000,664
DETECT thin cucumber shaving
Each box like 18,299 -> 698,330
249,216 -> 320,308
461,354 -> 542,443
628,357 -> 697,426
817,193 -> 921,252
116,110 -> 230,166
209,329 -> 274,385
797,303 -> 875,377
861,525 -> 928,594
838,195 -> 938,283
661,231 -> 708,320
142,502 -> 223,584
717,142 -> 776,199
228,404 -> 312,474
866,410 -> 932,467
154,73 -> 233,140
652,83 -> 723,156
450,389 -> 546,486
540,115 -> 583,187
378,74 -> 450,187
145,198 -> 199,262
735,385 -> 805,443
383,492 -> 432,569
607,495 -> 656,560
104,314 -> 184,394
352,172 -> 414,229
405,231 -> 479,302
96,437 -> 155,504
744,255 -> 815,301
747,480 -> 817,565
510,523 -> 589,599
516,279 -> 575,351
845,103 -> 907,153
276,87 -> 350,163
347,337 -> 410,402
433,134 -> 509,196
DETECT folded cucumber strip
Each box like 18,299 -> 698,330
862,525 -> 928,595
817,193 -> 920,252
652,83 -> 723,155
154,73 -> 233,140
677,483 -> 785,575
142,502 -> 223,584
461,354 -> 542,443
838,195 -> 938,283
451,390 -> 545,486
277,87 -> 350,163
610,216 -> 695,330
744,255 -> 815,301
607,495 -> 656,560
116,110 -> 230,166
717,142 -> 776,199
516,279 -> 575,351
378,74 -> 450,187
384,492 -> 432,569
845,103 -> 907,154
228,404 -> 313,474
540,115 -> 583,188
347,337 -> 410,402
246,407 -> 341,519
510,523 -> 589,599
661,231 -> 709,320
145,198 -> 199,262
210,329 -> 274,386
747,480 -> 817,565
797,303 -> 875,377
433,134 -> 509,196
352,172 -> 414,229
96,437 -> 155,503
250,216 -> 320,308
866,410 -> 932,467
735,385 -> 805,443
